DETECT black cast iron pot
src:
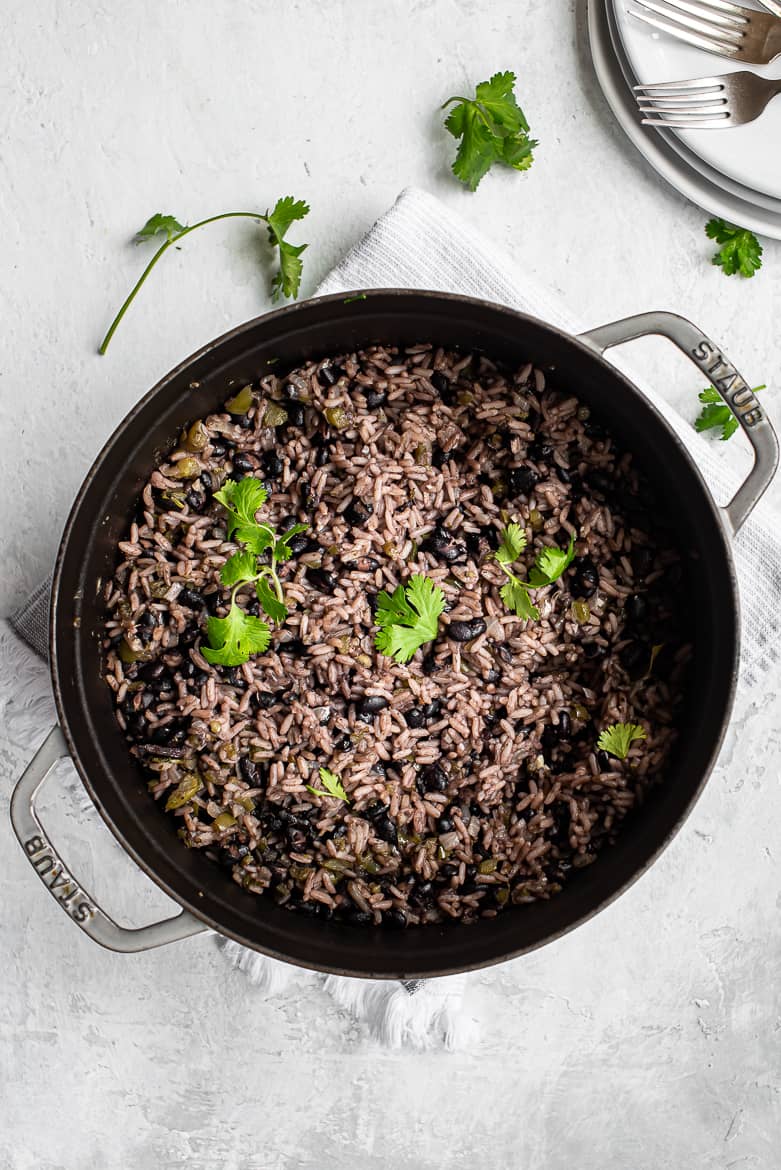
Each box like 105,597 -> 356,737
11,291 -> 778,978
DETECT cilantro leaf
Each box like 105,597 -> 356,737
500,578 -> 539,621
220,550 -> 259,587
262,196 -> 310,301
442,71 -> 537,191
496,522 -> 527,565
273,523 -> 309,563
214,478 -> 269,535
202,601 -> 271,667
374,574 -> 445,664
705,218 -> 763,278
306,766 -> 350,804
695,384 -> 766,442
528,534 -> 576,588
255,577 -> 287,624
135,213 -> 186,243
597,722 -> 647,760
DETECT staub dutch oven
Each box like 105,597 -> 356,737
10,291 -> 778,978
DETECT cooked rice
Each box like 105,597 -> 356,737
102,343 -> 690,927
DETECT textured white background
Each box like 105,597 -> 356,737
2,1 -> 780,1167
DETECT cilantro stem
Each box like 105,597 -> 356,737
98,211 -> 264,354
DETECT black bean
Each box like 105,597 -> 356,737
345,909 -> 374,926
620,641 -> 647,678
508,465 -> 540,497
125,713 -> 147,740
421,647 -> 437,676
375,817 -> 398,846
571,556 -> 599,600
261,450 -> 283,478
227,667 -> 247,689
365,800 -> 389,822
231,452 -> 255,476
625,593 -> 647,625
420,763 -> 448,793
422,699 -> 441,721
529,440 -> 553,463
357,687 -> 388,716
279,638 -> 306,657
295,901 -> 318,917
556,465 -> 571,484
448,618 -> 487,643
409,880 -> 434,908
371,761 -> 386,777
288,533 -> 311,555
204,591 -> 222,615
185,488 -> 205,511
432,445 -> 447,469
425,524 -> 450,552
558,711 -> 571,739
209,440 -> 227,458
383,908 -> 407,929
318,363 -> 344,387
239,758 -> 262,785
199,470 -> 213,495
335,734 -> 353,752
405,707 -> 426,729
632,546 -> 653,577
550,804 -> 571,846
140,609 -> 158,629
344,499 -> 372,527
464,531 -> 481,557
253,690 -> 276,710
583,641 -> 608,662
431,370 -> 455,404
439,863 -> 459,879
138,660 -> 166,681
437,816 -> 454,833
306,567 -> 337,594
284,399 -> 305,428
364,388 -> 387,409
439,542 -> 468,565
597,749 -> 612,771
480,524 -> 500,551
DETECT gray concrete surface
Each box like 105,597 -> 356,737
2,1 -> 780,1167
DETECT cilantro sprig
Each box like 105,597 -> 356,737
695,383 -> 766,442
705,218 -> 763,279
597,723 -> 647,761
306,767 -> 350,804
202,478 -> 307,667
99,197 -> 310,353
442,71 -> 537,191
494,523 -> 576,621
374,574 -> 446,664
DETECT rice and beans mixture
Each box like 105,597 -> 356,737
102,344 -> 690,928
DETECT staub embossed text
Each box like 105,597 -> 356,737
24,836 -> 95,923
692,340 -> 764,428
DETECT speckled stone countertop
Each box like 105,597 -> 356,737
2,2 -> 780,1167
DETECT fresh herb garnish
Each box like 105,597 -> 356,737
695,383 -> 766,441
597,723 -> 647,760
263,196 -> 310,302
99,197 -> 310,353
495,524 -> 576,621
442,71 -> 537,191
306,766 -> 350,803
343,293 -> 368,303
374,574 -> 446,664
705,218 -> 763,278
202,478 -> 307,666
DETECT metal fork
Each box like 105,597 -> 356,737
635,70 -> 781,127
629,0 -> 781,63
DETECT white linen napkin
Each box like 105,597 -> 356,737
7,186 -> 781,1048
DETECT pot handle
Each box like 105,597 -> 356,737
578,311 -> 779,536
10,725 -> 210,953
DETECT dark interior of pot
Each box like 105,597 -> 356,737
51,291 -> 738,977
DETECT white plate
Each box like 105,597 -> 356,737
588,0 -> 781,239
613,0 -> 781,200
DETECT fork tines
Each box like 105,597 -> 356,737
629,0 -> 749,56
633,77 -> 731,126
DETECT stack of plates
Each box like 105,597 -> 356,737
588,0 -> 781,239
